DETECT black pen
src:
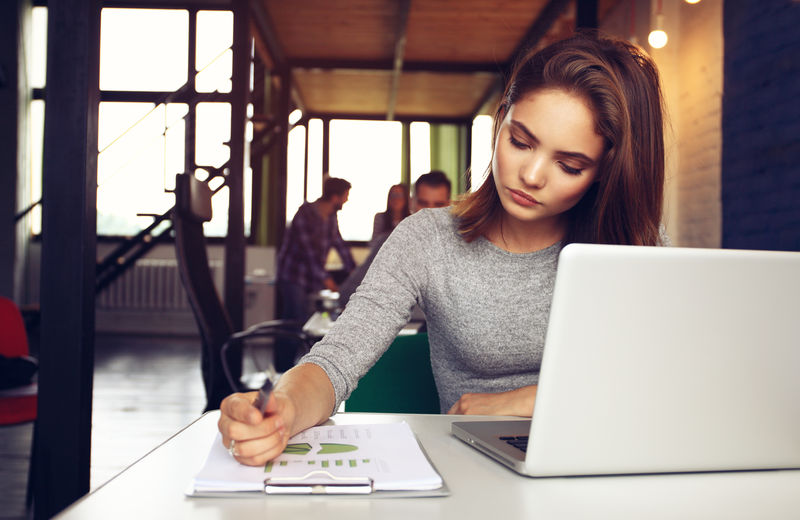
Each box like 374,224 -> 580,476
252,376 -> 274,416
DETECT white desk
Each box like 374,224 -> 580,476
57,412 -> 800,519
303,311 -> 424,338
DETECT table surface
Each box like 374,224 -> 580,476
57,412 -> 800,520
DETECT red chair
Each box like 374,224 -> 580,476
0,296 -> 37,425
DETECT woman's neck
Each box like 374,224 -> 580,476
486,214 -> 565,253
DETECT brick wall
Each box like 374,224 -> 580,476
722,1 -> 800,251
674,0 -> 723,247
602,0 -> 724,247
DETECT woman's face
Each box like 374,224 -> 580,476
492,88 -> 605,235
388,186 -> 407,213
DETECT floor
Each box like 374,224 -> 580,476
0,333 -> 207,520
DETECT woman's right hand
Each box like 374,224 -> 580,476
218,389 -> 296,466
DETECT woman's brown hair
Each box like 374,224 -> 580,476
452,32 -> 665,246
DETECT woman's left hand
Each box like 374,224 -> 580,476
447,385 -> 537,417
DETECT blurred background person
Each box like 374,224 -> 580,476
339,171 -> 452,307
274,176 -> 355,371
412,170 -> 451,211
370,184 -> 410,244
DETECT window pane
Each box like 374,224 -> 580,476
307,119 -> 323,201
29,7 -> 48,89
97,102 -> 187,236
244,166 -> 252,237
202,181 -> 229,238
29,100 -> 45,235
195,102 -> 231,168
286,125 -> 307,223
196,10 -> 233,93
410,121 -> 431,185
329,120 -> 402,242
470,115 -> 493,192
100,8 -> 188,91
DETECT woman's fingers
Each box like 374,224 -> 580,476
218,391 -> 293,466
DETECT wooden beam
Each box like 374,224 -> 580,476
576,0 -> 598,29
99,90 -> 231,103
508,0 -> 572,66
291,58 -> 503,74
386,0 -> 411,121
306,112 -> 473,126
224,0 -> 249,337
471,78 -> 504,118
249,0 -> 286,69
34,0 -> 100,516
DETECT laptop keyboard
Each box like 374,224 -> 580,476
500,435 -> 529,453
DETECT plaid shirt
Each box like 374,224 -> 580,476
276,201 -> 355,292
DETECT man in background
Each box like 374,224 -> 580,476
411,170 -> 451,212
275,176 -> 355,370
338,170 -> 452,306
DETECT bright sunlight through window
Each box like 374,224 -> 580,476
329,120 -> 403,242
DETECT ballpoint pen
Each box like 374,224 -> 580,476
252,375 -> 274,416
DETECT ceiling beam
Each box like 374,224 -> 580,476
306,111 -> 472,126
290,58 -> 503,74
471,78 -> 504,118
386,0 -> 411,121
508,0 -> 571,67
249,0 -> 286,69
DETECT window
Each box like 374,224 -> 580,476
97,102 -> 187,236
409,122 -> 431,186
27,7 -> 48,235
92,7 -> 247,238
285,125 -> 307,224
329,120 -> 403,242
99,9 -> 189,92
470,115 -> 493,191
306,118 -> 324,202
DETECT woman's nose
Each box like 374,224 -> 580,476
521,154 -> 547,188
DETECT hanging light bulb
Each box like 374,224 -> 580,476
648,14 -> 668,48
685,0 -> 701,4
648,0 -> 668,49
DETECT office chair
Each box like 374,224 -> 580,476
172,173 -> 312,411
0,296 -> 37,424
345,333 -> 440,414
0,296 -> 39,510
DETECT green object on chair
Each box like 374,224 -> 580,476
345,333 -> 440,414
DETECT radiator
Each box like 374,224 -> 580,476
96,258 -> 222,311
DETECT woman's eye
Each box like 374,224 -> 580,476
509,136 -> 529,149
558,162 -> 583,175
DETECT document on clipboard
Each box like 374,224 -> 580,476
188,422 -> 447,497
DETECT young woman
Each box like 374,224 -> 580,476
219,32 -> 666,466
371,184 -> 411,243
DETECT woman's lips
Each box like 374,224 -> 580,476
509,188 -> 541,207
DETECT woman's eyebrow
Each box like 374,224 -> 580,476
510,119 -> 597,165
510,120 -> 539,144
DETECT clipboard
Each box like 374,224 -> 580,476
188,422 -> 450,498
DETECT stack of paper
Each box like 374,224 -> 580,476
191,421 -> 443,495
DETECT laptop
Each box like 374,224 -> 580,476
452,243 -> 800,477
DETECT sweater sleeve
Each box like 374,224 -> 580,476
297,210 -> 434,414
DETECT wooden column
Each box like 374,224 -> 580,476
224,0 -> 249,334
576,0 -> 598,29
34,0 -> 100,517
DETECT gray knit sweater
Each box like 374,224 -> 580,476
299,207 -> 560,413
